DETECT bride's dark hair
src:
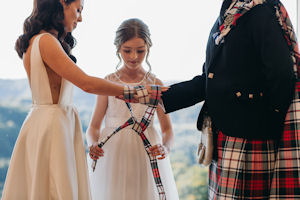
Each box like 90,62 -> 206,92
15,0 -> 77,62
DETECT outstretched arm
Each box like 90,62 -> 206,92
39,33 -> 123,96
161,73 -> 206,114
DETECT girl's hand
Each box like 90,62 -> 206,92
149,144 -> 170,160
89,142 -> 104,160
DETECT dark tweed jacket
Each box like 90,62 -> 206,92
161,2 -> 295,140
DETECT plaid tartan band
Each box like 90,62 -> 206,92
123,85 -> 135,103
209,132 -> 277,200
129,86 -> 166,200
133,85 -> 162,105
135,85 -> 150,104
95,86 -> 166,199
92,117 -> 135,171
150,85 -> 161,105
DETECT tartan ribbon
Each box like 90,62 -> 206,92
123,85 -> 159,105
215,0 -> 300,198
91,117 -> 135,171
92,85 -> 166,200
123,85 -> 136,103
129,85 -> 166,200
135,85 -> 150,104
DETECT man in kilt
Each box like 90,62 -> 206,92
161,0 -> 300,199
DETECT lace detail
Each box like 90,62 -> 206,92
114,70 -> 148,85
105,72 -> 156,85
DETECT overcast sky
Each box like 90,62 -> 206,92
0,0 -> 297,81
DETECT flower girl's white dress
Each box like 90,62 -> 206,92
88,73 -> 179,200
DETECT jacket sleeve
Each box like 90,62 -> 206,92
161,64 -> 206,113
251,4 -> 295,114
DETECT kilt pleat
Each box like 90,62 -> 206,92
208,132 -> 276,200
269,88 -> 300,200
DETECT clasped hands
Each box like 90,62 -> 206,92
89,84 -> 170,160
116,85 -> 169,103
89,143 -> 170,160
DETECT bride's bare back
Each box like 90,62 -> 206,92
23,34 -> 62,104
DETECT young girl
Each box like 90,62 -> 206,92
86,18 -> 179,200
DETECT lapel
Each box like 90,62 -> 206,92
205,0 -> 233,73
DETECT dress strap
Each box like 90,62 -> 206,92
152,73 -> 157,85
113,71 -> 148,85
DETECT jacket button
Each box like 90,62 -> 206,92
236,92 -> 242,97
208,73 -> 214,79
275,109 -> 280,112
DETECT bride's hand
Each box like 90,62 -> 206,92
89,142 -> 104,160
149,144 -> 170,160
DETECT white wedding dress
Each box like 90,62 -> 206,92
2,33 -> 91,200
87,73 -> 179,200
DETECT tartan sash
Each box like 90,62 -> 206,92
128,86 -> 166,200
92,85 -> 166,200
215,0 -> 300,198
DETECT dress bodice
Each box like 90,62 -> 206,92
30,33 -> 73,106
104,72 -> 157,128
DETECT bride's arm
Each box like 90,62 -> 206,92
39,33 -> 123,96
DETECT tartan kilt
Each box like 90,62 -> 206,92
208,131 -> 277,200
269,83 -> 300,200
207,1 -> 300,199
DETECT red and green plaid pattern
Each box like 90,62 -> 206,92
91,117 -> 135,171
123,85 -> 135,103
93,85 -> 166,200
269,2 -> 300,198
209,132 -> 277,199
130,85 -> 166,200
135,85 -> 150,104
212,0 -> 300,198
